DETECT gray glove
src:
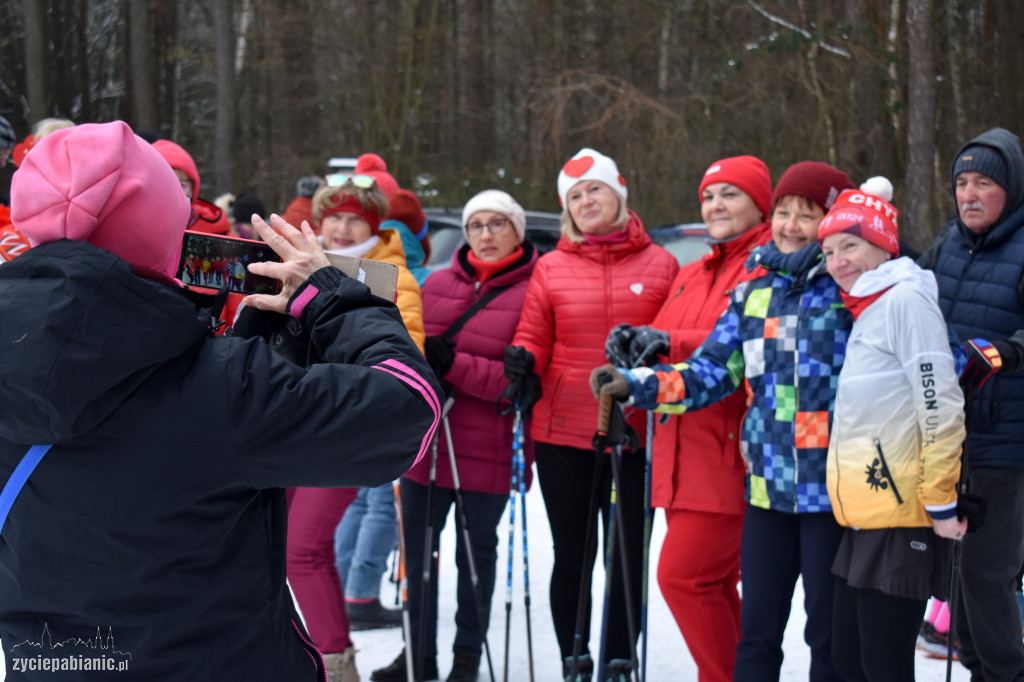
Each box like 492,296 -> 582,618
629,326 -> 670,367
605,323 -> 637,368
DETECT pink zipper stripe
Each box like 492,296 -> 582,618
291,618 -> 327,682
373,360 -> 440,468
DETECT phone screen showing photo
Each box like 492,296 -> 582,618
177,231 -> 281,295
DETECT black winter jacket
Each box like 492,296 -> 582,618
0,240 -> 440,680
921,127 -> 1024,469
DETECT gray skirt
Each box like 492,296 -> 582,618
832,526 -> 954,601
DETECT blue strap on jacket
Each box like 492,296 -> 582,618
0,445 -> 52,535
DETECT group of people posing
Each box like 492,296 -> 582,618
278,131 -> 1023,682
0,120 -> 1022,682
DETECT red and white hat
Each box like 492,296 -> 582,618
817,180 -> 899,256
557,148 -> 627,208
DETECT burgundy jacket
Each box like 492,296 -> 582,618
406,242 -> 538,494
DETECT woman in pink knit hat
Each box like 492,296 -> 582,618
0,121 -> 439,682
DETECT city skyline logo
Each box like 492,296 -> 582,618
8,623 -> 131,673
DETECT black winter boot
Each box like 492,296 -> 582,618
370,649 -> 439,682
562,653 -> 593,682
346,597 -> 402,630
446,652 -> 480,682
602,658 -> 633,682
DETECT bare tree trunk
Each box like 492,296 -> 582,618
22,0 -> 51,121
946,0 -> 965,142
905,0 -> 934,248
886,0 -> 902,144
212,0 -> 233,195
128,0 -> 156,130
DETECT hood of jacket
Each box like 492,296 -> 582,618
0,240 -> 208,444
555,209 -> 651,259
952,127 -> 1024,230
849,255 -> 938,299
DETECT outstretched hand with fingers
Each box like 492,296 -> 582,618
243,215 -> 331,315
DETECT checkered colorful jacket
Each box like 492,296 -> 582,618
622,243 -> 852,513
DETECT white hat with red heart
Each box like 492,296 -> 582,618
557,148 -> 628,208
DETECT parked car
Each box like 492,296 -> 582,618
423,207 -> 562,271
648,223 -> 711,266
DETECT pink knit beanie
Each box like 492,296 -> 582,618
11,121 -> 191,282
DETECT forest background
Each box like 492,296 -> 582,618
2,0 -> 1022,250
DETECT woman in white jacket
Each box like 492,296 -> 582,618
817,182 -> 966,682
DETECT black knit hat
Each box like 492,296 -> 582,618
232,192 -> 266,223
953,145 -> 1009,192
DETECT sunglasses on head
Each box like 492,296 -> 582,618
326,173 -> 377,189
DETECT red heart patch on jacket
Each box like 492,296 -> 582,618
563,156 -> 595,178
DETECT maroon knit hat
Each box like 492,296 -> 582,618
698,156 -> 773,220
772,161 -> 854,212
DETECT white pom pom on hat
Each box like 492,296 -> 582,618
557,148 -> 628,209
859,176 -> 894,202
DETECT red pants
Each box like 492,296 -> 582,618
287,486 -> 360,653
657,508 -> 743,682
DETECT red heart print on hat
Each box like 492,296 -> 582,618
563,155 -> 595,178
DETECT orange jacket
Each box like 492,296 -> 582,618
512,212 -> 678,450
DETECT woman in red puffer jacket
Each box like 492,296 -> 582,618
507,148 -> 678,679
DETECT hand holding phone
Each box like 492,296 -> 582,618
244,215 -> 331,314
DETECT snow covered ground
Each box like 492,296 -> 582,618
0,478 -> 968,681
348,479 -> 967,682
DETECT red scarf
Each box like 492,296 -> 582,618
467,246 -> 524,283
840,288 -> 891,321
582,227 -> 629,245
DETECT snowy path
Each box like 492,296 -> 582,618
350,477 -> 967,681
0,477 -> 968,681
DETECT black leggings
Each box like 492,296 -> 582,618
534,441 -> 645,664
831,577 -> 927,682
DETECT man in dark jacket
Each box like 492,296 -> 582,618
0,121 -> 440,680
920,127 -> 1024,680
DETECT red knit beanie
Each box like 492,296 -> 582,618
387,189 -> 426,234
354,153 -> 400,195
698,156 -> 772,220
772,161 -> 854,212
817,189 -> 899,256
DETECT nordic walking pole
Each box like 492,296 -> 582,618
640,411 -> 654,682
595,387 -> 641,682
416,430 -> 441,682
567,388 -> 614,680
503,428 -> 518,682
946,384 -> 974,682
442,411 -> 498,682
514,406 -> 536,681
392,480 -> 415,682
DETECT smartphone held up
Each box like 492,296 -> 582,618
177,230 -> 282,295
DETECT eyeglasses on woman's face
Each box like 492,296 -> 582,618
465,216 -> 510,236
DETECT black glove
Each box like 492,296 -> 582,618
962,338 -> 1009,389
957,492 -> 988,533
605,323 -> 637,367
496,372 -> 543,418
503,345 -> 535,382
424,336 -> 456,379
629,326 -> 670,367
